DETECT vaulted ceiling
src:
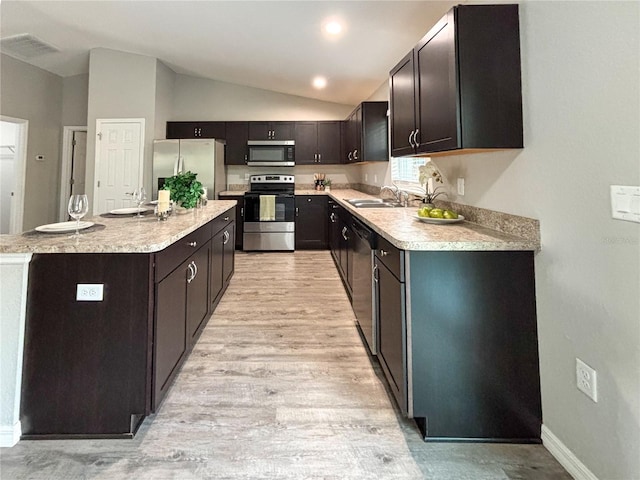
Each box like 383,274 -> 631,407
0,1 -> 458,105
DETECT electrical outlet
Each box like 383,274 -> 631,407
576,358 -> 597,402
457,178 -> 465,196
76,284 -> 104,301
244,173 -> 250,181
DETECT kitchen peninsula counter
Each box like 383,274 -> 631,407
0,201 -> 237,254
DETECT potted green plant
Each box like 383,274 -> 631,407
162,171 -> 204,210
324,178 -> 332,192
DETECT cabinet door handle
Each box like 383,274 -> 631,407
240,207 -> 244,217
295,207 -> 299,217
192,260 -> 198,279
373,264 -> 379,283
224,216 -> 230,221
342,227 -> 348,240
318,153 -> 322,162
188,241 -> 197,247
223,230 -> 230,245
408,130 -> 415,148
380,249 -> 388,257
353,149 -> 358,160
330,212 -> 336,222
187,262 -> 195,283
348,152 -> 352,161
412,129 -> 420,148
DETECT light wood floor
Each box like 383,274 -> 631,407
1,251 -> 570,479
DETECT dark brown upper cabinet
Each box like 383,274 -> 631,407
224,122 -> 249,165
389,4 -> 523,157
166,121 -> 225,139
343,102 -> 388,163
248,121 -> 294,141
294,121 -> 342,164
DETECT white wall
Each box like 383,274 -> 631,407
428,2 -> 639,478
0,253 -> 32,447
86,48 -> 158,201
172,74 -> 353,121
154,61 -> 175,140
0,54 -> 62,230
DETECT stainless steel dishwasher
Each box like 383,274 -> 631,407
351,217 -> 377,354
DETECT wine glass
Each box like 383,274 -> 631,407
133,187 -> 147,217
67,194 -> 89,236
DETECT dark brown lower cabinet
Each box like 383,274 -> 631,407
370,241 -> 542,442
223,224 -> 235,283
187,244 -> 211,343
210,230 -> 224,309
328,200 -> 341,264
295,195 -> 328,249
210,219 -> 234,311
20,211 -> 236,438
218,195 -> 244,250
21,254 -> 151,438
154,260 -> 189,410
374,255 -> 407,416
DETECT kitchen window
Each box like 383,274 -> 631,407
390,156 -> 427,194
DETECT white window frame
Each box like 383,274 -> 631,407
390,156 -> 428,195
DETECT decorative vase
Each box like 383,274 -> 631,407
173,203 -> 191,214
422,201 -> 436,209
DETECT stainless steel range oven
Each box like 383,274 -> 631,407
243,175 -> 295,251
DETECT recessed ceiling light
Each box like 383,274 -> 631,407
324,21 -> 342,36
313,76 -> 327,89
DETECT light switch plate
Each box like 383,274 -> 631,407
610,185 -> 640,223
76,284 -> 104,301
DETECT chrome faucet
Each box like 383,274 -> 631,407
381,184 -> 409,207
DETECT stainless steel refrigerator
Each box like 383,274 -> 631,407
152,139 -> 226,200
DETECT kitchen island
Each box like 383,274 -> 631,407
0,202 -> 237,441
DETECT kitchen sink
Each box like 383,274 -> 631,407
345,198 -> 404,208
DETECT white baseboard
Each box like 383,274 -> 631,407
0,422 -> 21,448
542,424 -> 599,480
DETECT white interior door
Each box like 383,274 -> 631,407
94,119 -> 145,214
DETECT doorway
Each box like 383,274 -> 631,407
59,127 -> 88,221
0,117 -> 28,234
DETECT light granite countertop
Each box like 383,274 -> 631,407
221,188 -> 539,251
0,201 -> 237,254
329,190 -> 539,251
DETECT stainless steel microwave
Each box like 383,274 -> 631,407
247,140 -> 295,167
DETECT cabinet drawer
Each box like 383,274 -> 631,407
155,225 -> 212,282
211,207 -> 235,235
376,236 -> 404,282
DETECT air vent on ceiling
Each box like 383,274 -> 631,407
1,34 -> 59,59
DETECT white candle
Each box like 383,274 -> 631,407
158,190 -> 170,213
